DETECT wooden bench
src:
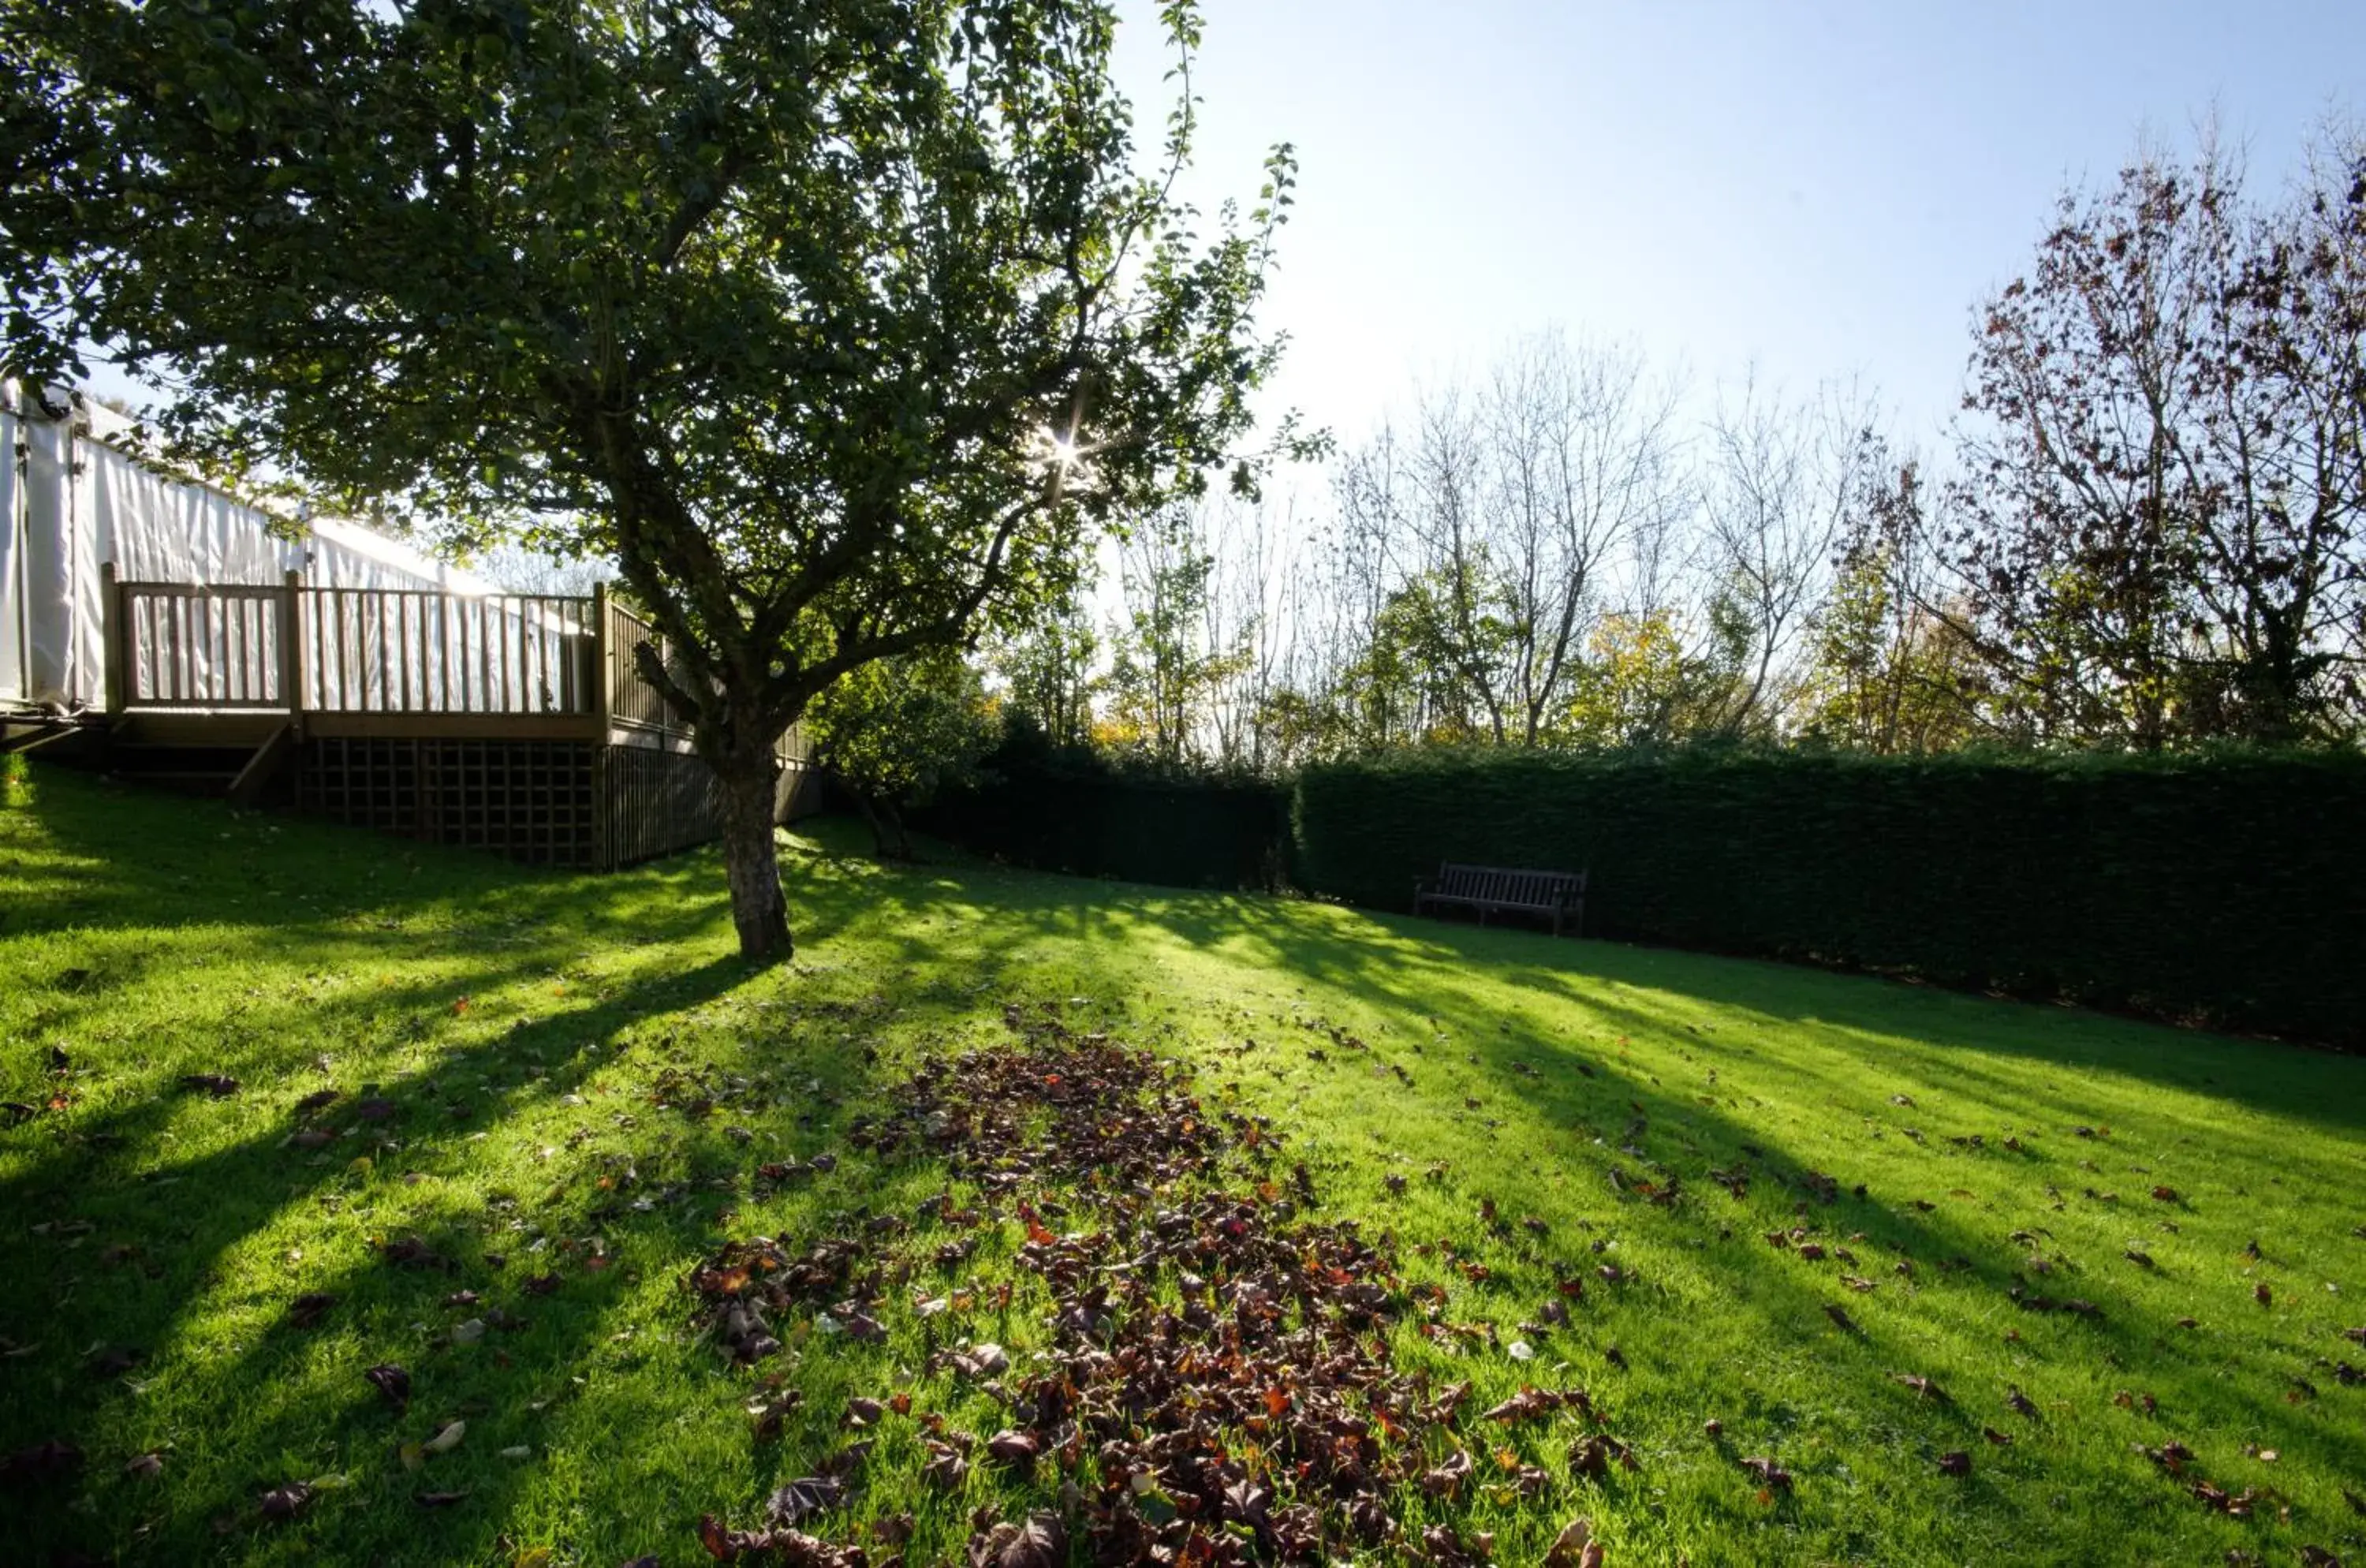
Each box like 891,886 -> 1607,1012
1413,862 -> 1588,936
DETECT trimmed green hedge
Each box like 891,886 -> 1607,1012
1292,749 -> 2366,1047
916,765 -> 1287,891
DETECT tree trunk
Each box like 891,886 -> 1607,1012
853,790 -> 914,861
853,790 -> 894,860
715,745 -> 792,962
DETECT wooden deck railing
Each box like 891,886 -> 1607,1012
302,586 -> 595,715
599,595 -> 802,762
106,569 -> 685,738
601,591 -> 678,734
110,580 -> 290,710
105,569 -> 808,763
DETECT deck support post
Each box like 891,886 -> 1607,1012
280,569 -> 306,736
100,562 -> 125,715
591,581 -> 612,746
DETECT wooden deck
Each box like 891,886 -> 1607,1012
103,567 -> 715,749
86,569 -> 813,867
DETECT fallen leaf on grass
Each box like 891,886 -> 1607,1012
984,1429 -> 1040,1467
973,1512 -> 1064,1568
415,1489 -> 468,1507
1483,1387 -> 1578,1425
827,1309 -> 885,1342
920,1439 -> 970,1489
1569,1433 -> 1633,1477
1543,1516 -> 1602,1568
364,1363 -> 411,1411
746,1391 -> 802,1440
379,1236 -> 449,1271
1422,1448 -> 1473,1497
1938,1450 -> 1972,1477
423,1420 -> 466,1454
286,1293 -> 336,1329
961,1341 -> 1010,1377
125,1450 -> 164,1478
178,1074 -> 241,1098
259,1480 -> 313,1521
764,1473 -> 845,1527
1420,1524 -> 1497,1566
2190,1480 -> 2262,1517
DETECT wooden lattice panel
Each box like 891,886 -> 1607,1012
298,738 -> 600,868
297,737 -> 813,870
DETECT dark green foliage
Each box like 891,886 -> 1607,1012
916,722 -> 1286,890
1293,748 -> 2366,1047
910,737 -> 2366,1045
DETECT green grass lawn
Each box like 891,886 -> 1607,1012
3,762 -> 2363,1567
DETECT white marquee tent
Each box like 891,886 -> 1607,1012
2,383 -> 498,713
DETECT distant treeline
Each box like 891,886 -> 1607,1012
990,129 -> 2366,772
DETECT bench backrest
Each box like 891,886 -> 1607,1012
1435,861 -> 1586,906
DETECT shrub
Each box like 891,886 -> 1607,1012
1293,747 -> 2366,1046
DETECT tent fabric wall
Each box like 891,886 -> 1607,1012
0,401 -> 21,700
21,409 -> 76,704
2,385 -> 498,711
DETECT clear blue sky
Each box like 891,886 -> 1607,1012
1111,0 -> 2364,453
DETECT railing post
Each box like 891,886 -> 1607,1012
100,562 -> 125,715
281,569 -> 306,732
591,582 -> 612,741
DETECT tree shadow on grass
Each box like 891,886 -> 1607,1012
11,793 -> 2360,1566
786,854 -> 2366,1564
0,771 -> 824,1561
0,939 -> 787,1560
1133,888 -> 2366,1137
1115,894 -> 2366,1564
1,790 -> 1095,1566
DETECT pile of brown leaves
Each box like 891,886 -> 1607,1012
688,1006 -> 1610,1565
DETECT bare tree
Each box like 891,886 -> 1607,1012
1405,383 -> 1513,741
1698,372 -> 1875,735
1481,330 -> 1684,742
1943,128 -> 2366,745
